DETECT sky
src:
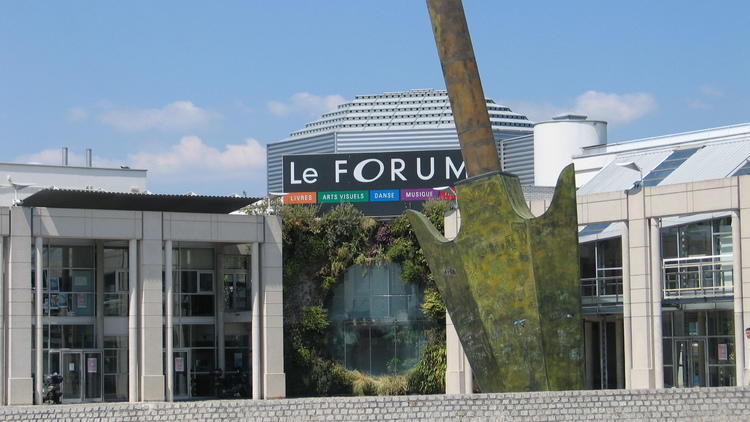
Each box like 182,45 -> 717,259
1,1 -> 749,196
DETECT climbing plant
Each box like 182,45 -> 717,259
278,200 -> 451,397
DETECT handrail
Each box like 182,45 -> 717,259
662,254 -> 733,298
581,274 -> 624,309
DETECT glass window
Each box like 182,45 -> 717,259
103,335 -> 128,401
43,245 -> 96,317
190,325 -> 215,348
663,310 -> 735,387
327,263 -> 430,375
661,217 -> 735,298
224,255 -> 247,270
224,273 -> 250,312
177,248 -> 215,270
579,242 -> 596,279
104,248 -> 129,316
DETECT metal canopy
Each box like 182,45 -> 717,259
21,189 -> 259,214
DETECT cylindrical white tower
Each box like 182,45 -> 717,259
533,114 -> 607,186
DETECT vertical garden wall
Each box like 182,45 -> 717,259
279,200 -> 451,396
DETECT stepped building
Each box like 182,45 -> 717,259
266,89 -> 534,192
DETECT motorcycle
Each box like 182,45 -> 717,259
42,373 -> 63,404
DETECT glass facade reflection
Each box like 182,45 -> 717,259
327,263 -> 431,376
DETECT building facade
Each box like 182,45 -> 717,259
0,159 -> 147,207
266,89 -> 534,192
446,122 -> 750,392
0,193 -> 285,405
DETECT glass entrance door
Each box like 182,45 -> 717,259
60,351 -> 102,402
675,339 -> 707,387
62,352 -> 82,402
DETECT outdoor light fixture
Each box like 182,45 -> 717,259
7,175 -> 35,205
616,161 -> 644,194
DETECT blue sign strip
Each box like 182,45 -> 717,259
370,189 -> 400,202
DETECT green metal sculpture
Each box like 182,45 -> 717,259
405,0 -> 584,392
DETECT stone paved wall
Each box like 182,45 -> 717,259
0,387 -> 748,422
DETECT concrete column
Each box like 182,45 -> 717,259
731,211 -> 745,385
216,250 -> 225,373
443,209 -> 473,394
463,351 -> 472,393
7,207 -> 33,405
627,188 -> 656,389
251,242 -> 261,399
138,212 -> 164,401
164,240 -> 173,401
34,237 -> 42,404
0,237 -> 5,405
445,312 -> 469,393
621,223 -> 633,389
95,242 -> 104,362
650,218 -> 664,388
128,238 -> 138,401
261,216 -> 285,399
739,178 -> 750,385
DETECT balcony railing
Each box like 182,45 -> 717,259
581,269 -> 623,309
662,255 -> 733,299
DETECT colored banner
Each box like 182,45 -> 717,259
400,188 -> 440,201
370,189 -> 400,202
439,190 -> 456,200
318,190 -> 369,203
284,192 -> 317,204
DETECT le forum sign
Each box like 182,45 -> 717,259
282,150 -> 467,216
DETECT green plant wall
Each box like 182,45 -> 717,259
279,201 -> 451,397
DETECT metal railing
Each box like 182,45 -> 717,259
662,255 -> 733,298
581,269 -> 623,308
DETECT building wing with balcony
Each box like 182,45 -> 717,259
570,123 -> 750,390
442,122 -> 750,394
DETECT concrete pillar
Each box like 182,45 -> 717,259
731,211 -> 745,385
463,351 -> 472,393
251,242 -> 261,399
650,218 -> 664,388
138,212 -> 164,401
0,236 -> 4,405
95,242 -> 105,365
740,177 -> 750,385
626,189 -> 657,388
7,207 -> 33,405
621,223 -> 633,389
216,250 -> 225,373
128,238 -> 138,401
443,209 -> 473,394
164,240 -> 173,401
445,312 -> 470,393
261,216 -> 285,399
34,237 -> 42,404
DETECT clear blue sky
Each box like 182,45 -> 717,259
2,1 -> 748,195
